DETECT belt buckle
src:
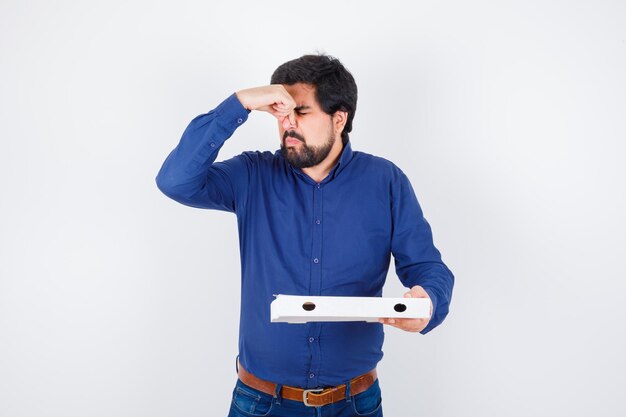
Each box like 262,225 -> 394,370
302,388 -> 324,407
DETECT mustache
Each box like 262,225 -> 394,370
283,131 -> 305,142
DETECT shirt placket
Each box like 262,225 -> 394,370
306,181 -> 324,388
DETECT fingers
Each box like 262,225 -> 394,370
410,285 -> 429,298
271,105 -> 296,128
238,85 -> 296,114
269,86 -> 295,123
379,317 -> 428,332
409,285 -> 433,316
272,104 -> 292,117
258,104 -> 285,121
277,85 -> 297,110
380,286 -> 433,332
272,104 -> 296,124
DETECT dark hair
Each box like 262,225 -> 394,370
270,53 -> 357,146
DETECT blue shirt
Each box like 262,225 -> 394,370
155,93 -> 454,388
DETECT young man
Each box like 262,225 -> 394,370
156,54 -> 454,417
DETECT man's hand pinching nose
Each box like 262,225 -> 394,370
273,102 -> 296,125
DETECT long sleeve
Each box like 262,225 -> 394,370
155,93 -> 252,212
390,169 -> 455,335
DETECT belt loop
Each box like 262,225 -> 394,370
274,383 -> 283,405
235,355 -> 239,374
344,378 -> 352,403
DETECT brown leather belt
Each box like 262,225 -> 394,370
237,359 -> 377,407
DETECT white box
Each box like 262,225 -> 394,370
270,294 -> 431,324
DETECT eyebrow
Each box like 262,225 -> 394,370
294,105 -> 312,111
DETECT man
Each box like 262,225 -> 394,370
156,54 -> 454,417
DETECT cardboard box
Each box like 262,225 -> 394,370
270,294 -> 431,324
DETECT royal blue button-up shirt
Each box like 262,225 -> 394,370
156,93 -> 454,388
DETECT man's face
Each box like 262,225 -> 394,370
279,83 -> 336,169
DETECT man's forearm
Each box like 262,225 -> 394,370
155,93 -> 249,204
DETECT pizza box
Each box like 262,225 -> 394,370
270,294 -> 431,324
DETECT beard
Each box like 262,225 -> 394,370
280,122 -> 335,169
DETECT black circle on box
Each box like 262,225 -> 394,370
302,302 -> 316,311
394,303 -> 407,312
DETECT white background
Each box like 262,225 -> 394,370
1,1 -> 625,416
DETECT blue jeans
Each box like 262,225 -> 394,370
227,377 -> 383,417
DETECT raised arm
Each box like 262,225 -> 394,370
155,86 -> 297,212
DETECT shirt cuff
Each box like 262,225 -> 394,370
213,92 -> 251,133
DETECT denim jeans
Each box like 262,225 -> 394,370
227,377 -> 383,417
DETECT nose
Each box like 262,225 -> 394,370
281,113 -> 297,130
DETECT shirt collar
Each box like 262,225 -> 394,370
274,140 -> 354,184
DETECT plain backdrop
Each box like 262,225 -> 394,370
1,1 -> 625,416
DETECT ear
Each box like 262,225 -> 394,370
332,110 -> 348,136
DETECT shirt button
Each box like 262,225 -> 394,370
309,337 -> 315,342
237,118 -> 243,124
315,219 -> 321,225
209,142 -> 215,147
309,373 -> 315,379
316,184 -> 321,189
313,258 -> 319,264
